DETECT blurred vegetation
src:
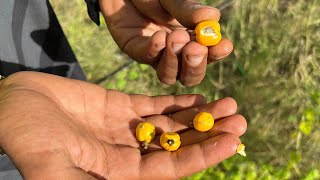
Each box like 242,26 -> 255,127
51,0 -> 320,179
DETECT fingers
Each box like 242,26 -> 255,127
170,97 -> 238,131
100,0 -> 169,65
180,114 -> 247,146
131,0 -> 181,26
130,94 -> 206,117
156,29 -> 190,85
140,133 -> 241,179
208,39 -> 234,63
180,41 -> 208,86
124,30 -> 167,64
99,0 -> 151,49
160,0 -> 221,29
143,114 -> 246,153
145,97 -> 237,133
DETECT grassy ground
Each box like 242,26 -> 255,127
51,0 -> 320,179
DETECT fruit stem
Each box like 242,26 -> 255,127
142,142 -> 149,150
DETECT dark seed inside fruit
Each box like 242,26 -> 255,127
167,139 -> 174,146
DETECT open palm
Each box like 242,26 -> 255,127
100,0 -> 234,86
0,72 -> 246,179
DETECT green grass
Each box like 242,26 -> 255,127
51,0 -> 320,179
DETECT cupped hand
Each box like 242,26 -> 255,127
0,72 -> 246,179
99,0 -> 233,87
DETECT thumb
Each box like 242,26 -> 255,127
160,0 -> 221,29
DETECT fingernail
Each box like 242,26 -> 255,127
212,53 -> 231,60
187,55 -> 204,66
208,39 -> 233,60
155,43 -> 166,51
172,43 -> 185,54
192,5 -> 217,10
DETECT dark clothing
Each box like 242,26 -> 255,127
0,0 -> 91,80
85,0 -> 101,26
0,0 -> 99,178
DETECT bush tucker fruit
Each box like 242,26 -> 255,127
193,112 -> 215,132
160,132 -> 181,151
136,122 -> 156,150
195,20 -> 222,46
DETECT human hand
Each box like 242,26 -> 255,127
0,72 -> 246,179
99,0 -> 233,87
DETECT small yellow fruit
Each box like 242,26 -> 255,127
160,132 -> 181,152
237,143 -> 246,157
195,20 -> 222,46
136,122 -> 156,149
193,112 -> 214,132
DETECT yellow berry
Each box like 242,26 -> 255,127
195,20 -> 222,46
193,112 -> 214,132
160,132 -> 181,152
136,122 -> 156,144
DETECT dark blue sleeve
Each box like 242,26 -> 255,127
84,0 -> 101,26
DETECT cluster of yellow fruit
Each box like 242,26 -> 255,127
135,121 -> 181,152
136,112 -> 246,156
194,21 -> 247,156
135,21 -> 222,150
135,112 -> 215,152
